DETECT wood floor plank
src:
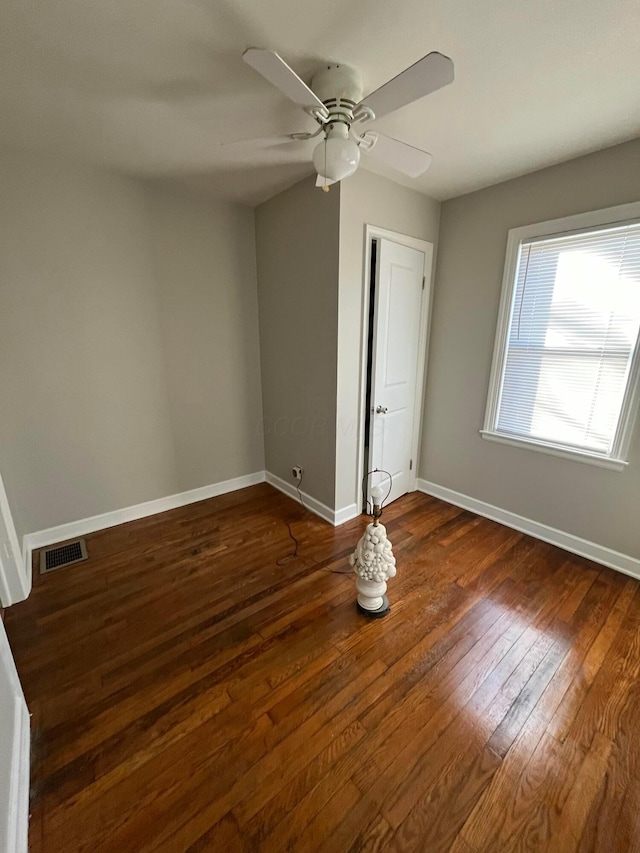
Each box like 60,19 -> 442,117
184,812 -> 248,853
459,574 -> 628,851
487,640 -> 568,758
137,660 -> 387,850
448,837 -> 475,853
562,587 -> 640,750
237,720 -> 367,842
490,730 -> 581,850
545,731 -> 614,853
4,484 -> 639,852
346,818 -> 392,852
383,746 -> 501,852
548,578 -> 637,743
574,669 -> 640,851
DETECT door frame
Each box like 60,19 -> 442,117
0,619 -> 30,853
0,469 -> 29,607
356,225 -> 434,510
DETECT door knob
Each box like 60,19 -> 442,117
375,405 -> 388,414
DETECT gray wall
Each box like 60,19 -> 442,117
0,148 -> 177,538
337,170 -> 440,511
0,148 -> 265,539
421,137 -> 640,558
146,186 -> 264,491
255,177 -> 340,509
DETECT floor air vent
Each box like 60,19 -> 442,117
40,539 -> 88,574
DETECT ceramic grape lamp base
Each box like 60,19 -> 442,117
349,485 -> 396,619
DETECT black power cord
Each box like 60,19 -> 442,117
276,474 -> 305,566
276,470 -> 353,574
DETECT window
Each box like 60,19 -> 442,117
483,202 -> 640,470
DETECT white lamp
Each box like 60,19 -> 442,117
313,123 -> 360,183
349,481 -> 397,618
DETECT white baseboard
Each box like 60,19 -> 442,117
265,472 -> 359,527
265,472 -> 334,525
417,479 -> 640,581
22,468 -> 362,574
334,503 -> 360,526
22,471 -> 266,572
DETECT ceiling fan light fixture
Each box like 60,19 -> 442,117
241,48 -> 454,187
312,127 -> 360,183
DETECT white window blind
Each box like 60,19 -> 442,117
494,221 -> 640,457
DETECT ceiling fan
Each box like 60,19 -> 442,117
239,48 -> 455,191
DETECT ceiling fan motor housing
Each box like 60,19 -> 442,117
311,63 -> 364,126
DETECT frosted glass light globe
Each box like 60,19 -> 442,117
370,485 -> 384,503
313,135 -> 360,182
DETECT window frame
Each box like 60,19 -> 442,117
481,201 -> 640,472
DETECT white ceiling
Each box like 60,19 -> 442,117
2,0 -> 640,206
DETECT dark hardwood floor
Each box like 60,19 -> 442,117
5,483 -> 640,851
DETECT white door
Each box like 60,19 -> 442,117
0,619 -> 30,853
369,238 -> 426,505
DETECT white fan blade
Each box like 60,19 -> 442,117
364,134 -> 432,178
243,48 -> 327,111
316,174 -> 338,187
358,52 -> 454,120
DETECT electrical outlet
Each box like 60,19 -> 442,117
292,466 -> 303,481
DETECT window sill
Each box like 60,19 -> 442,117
479,430 -> 629,471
